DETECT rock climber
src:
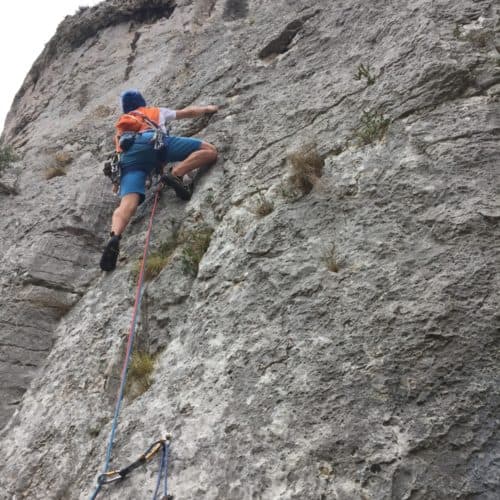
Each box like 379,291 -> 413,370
99,89 -> 218,272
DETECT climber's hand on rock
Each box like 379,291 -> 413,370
205,105 -> 218,114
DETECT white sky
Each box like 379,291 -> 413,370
0,0 -> 103,136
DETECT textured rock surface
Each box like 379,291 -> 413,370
0,0 -> 499,498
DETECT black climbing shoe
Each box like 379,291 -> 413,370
160,171 -> 193,201
100,234 -> 121,271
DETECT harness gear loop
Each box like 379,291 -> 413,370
103,152 -> 121,189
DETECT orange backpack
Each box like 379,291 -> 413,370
114,109 -> 163,152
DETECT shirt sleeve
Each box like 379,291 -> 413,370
159,107 -> 176,124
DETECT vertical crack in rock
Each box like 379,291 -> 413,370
125,31 -> 142,81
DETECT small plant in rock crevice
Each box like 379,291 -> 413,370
322,243 -> 339,273
132,230 -> 180,281
93,104 -> 112,118
87,427 -> 100,438
253,189 -> 274,217
53,151 -> 73,167
465,30 -> 492,48
125,351 -> 156,399
355,110 -> 390,146
140,253 -> 169,281
453,23 -> 492,48
132,225 -> 214,280
287,143 -> 325,195
181,226 -> 214,277
44,166 -> 67,180
204,189 -> 215,205
354,63 -> 376,85
279,181 -> 300,202
44,150 -> 74,180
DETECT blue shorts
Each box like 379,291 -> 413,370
164,136 -> 203,163
119,133 -> 203,203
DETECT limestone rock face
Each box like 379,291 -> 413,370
0,0 -> 499,498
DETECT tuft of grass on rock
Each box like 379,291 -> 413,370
132,230 -> 180,281
453,22 -> 492,48
279,181 -> 300,202
93,104 -> 112,118
354,63 -> 376,85
453,23 -> 462,39
54,150 -> 73,167
44,150 -> 73,180
87,427 -> 100,438
355,110 -> 390,146
287,144 -> 325,195
322,244 -> 339,273
142,254 -> 170,281
465,30 -> 492,48
44,166 -> 67,180
125,351 -> 156,399
181,226 -> 214,277
253,190 -> 274,217
204,189 -> 215,205
132,225 -> 213,280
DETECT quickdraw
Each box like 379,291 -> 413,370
95,435 -> 173,500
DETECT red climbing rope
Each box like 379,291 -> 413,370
91,189 -> 169,499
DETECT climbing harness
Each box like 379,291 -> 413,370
90,189 -> 173,500
105,111 -> 171,193
119,110 -> 169,153
130,111 -> 168,152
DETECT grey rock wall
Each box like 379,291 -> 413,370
0,0 -> 499,498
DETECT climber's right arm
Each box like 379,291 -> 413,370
174,105 -> 218,119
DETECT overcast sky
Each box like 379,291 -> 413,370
0,0 -> 103,137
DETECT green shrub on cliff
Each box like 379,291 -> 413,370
0,145 -> 19,174
355,110 -> 390,146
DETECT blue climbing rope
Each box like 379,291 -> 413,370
152,440 -> 171,500
90,190 -> 171,500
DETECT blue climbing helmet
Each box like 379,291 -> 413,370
120,89 -> 147,113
